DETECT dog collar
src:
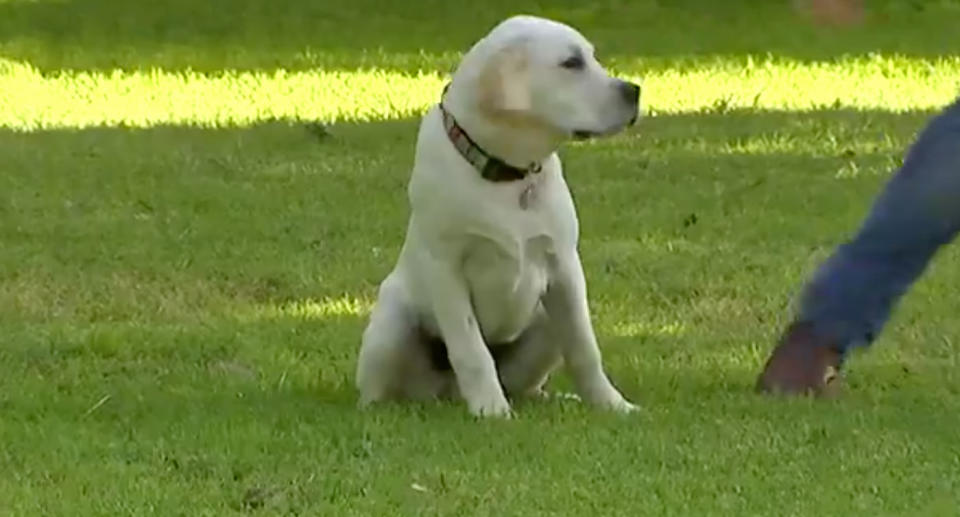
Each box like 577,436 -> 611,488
438,85 -> 542,182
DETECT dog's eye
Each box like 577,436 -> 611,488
559,55 -> 585,70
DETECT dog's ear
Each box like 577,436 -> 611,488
478,42 -> 530,114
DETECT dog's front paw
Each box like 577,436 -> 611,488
467,392 -> 513,419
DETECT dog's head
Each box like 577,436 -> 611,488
453,15 -> 640,141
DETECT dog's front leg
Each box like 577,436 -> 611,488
544,251 -> 637,413
428,262 -> 512,418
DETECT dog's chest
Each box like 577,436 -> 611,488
462,234 -> 552,343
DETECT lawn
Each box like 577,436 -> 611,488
2,0 -> 960,515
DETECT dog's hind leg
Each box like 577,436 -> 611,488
356,273 -> 451,405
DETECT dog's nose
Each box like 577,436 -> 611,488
619,81 -> 641,105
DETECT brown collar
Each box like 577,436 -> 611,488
438,84 -> 542,183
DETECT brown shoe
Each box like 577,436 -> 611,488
756,322 -> 844,397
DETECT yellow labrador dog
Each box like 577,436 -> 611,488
356,15 -> 641,417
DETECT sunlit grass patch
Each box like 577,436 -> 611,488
245,295 -> 374,321
610,320 -> 686,338
0,57 -> 448,130
1,54 -> 958,130
636,54 -> 960,114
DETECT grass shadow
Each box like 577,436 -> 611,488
1,0 -> 959,74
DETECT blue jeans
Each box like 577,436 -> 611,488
797,97 -> 960,356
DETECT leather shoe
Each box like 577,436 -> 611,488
756,321 -> 844,397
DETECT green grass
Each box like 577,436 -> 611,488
2,0 -> 960,515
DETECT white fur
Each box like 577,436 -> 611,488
355,15 -> 641,418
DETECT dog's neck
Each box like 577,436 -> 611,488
441,90 -> 561,172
